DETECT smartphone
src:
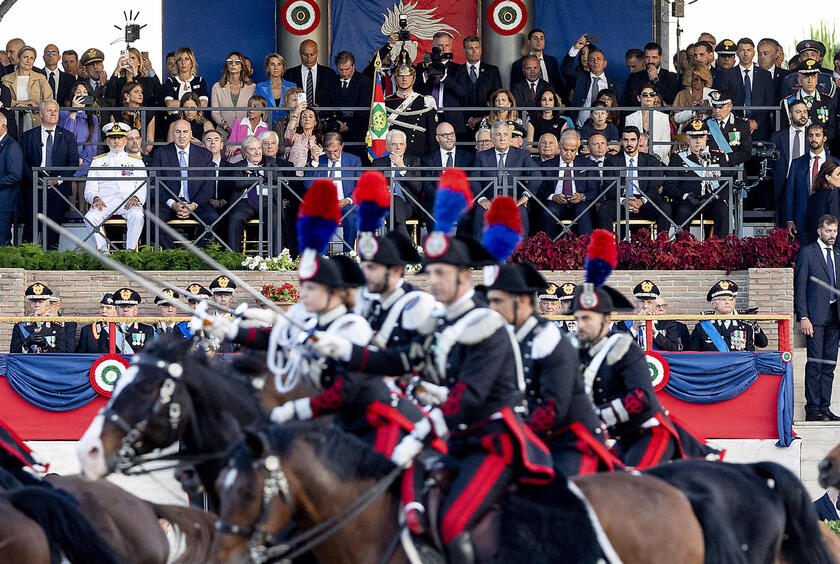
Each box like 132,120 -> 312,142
141,51 -> 149,59
120,49 -> 129,60
297,92 -> 306,104
78,95 -> 94,105
584,34 -> 601,44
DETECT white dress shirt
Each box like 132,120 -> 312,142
577,72 -> 606,126
440,147 -> 456,167
40,126 -> 56,168
328,158 -> 350,203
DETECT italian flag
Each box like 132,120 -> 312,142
367,68 -> 389,162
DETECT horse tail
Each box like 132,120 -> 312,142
752,461 -> 835,564
152,502 -> 219,564
7,486 -> 119,564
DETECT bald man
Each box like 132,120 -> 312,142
3,38 -> 24,74
284,39 -> 338,107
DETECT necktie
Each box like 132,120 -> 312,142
44,130 -> 54,168
827,247 -> 836,288
743,70 -> 752,117
470,65 -> 478,83
445,151 -> 454,168
530,81 -> 536,103
719,120 -> 726,131
497,152 -> 506,184
792,130 -> 803,160
48,72 -> 56,97
628,157 -> 637,196
432,77 -> 442,106
589,76 -> 600,105
246,170 -> 259,207
812,155 -> 820,191
213,161 -> 219,199
392,169 -> 405,200
562,167 -> 573,196
306,68 -> 314,106
341,80 -> 348,90
178,149 -> 190,202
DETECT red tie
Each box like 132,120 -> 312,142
530,82 -> 536,103
562,167 -> 573,196
812,155 -> 820,192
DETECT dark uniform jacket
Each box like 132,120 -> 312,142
113,322 -> 155,353
356,281 -> 436,351
10,320 -> 69,353
705,114 -> 753,166
384,91 -> 438,158
663,149 -> 729,201
688,317 -> 768,352
781,90 -> 837,140
76,322 -> 110,353
612,319 -> 689,351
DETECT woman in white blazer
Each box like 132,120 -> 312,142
626,83 -> 672,163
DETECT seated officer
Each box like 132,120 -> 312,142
630,280 -> 689,351
153,289 -> 180,337
76,293 -> 116,353
10,283 -> 69,353
174,284 -> 212,340
112,287 -> 155,353
209,275 -> 237,311
540,281 -> 578,333
689,279 -> 768,351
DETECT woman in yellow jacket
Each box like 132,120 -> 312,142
1,45 -> 53,133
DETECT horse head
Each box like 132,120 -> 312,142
78,337 -> 198,479
819,443 -> 840,489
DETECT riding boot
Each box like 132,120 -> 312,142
447,532 -> 476,564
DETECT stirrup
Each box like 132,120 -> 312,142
404,502 -> 426,535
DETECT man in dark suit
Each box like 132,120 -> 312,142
714,38 -> 776,141
783,123 -> 840,243
625,42 -> 680,105
284,39 -> 337,108
226,134 -> 292,253
149,119 -> 219,249
457,36 -> 502,137
327,51 -> 372,159
371,130 -> 421,239
305,132 -> 362,251
794,213 -> 840,421
202,128 -> 235,212
421,122 -> 474,226
510,56 -> 552,115
38,44 -> 73,105
0,113 -> 22,246
537,129 -> 594,236
757,38 -> 789,101
510,29 -> 563,92
20,99 -> 79,249
772,99 -> 809,218
561,40 -> 625,127
597,126 -> 671,235
470,121 -> 541,237
415,32 -> 467,137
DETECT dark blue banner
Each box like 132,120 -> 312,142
0,354 -> 104,411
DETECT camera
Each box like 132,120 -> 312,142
423,46 -> 452,79
125,23 -> 141,43
751,141 -> 779,160
398,15 -> 410,42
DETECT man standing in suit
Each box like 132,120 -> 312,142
757,38 -> 789,101
538,129 -> 594,236
470,121 -> 540,236
421,122 -> 474,223
0,113 -> 22,246
327,51 -> 372,160
562,36 -> 625,127
150,119 -> 219,249
20,99 -> 79,249
511,56 -> 551,117
415,32 -> 466,138
795,214 -> 840,421
715,38 -> 776,141
39,44 -> 72,105
784,123 -> 840,242
458,36 -> 501,138
626,42 -> 680,105
284,39 -> 337,108
772,99 -> 809,217
306,132 -> 362,250
510,29 -> 562,92
371,130 -> 421,239
61,50 -> 81,80
598,125 -> 671,235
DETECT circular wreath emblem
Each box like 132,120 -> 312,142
487,0 -> 528,36
646,351 -> 670,392
89,353 -> 130,397
281,0 -> 321,35
781,351 -> 792,363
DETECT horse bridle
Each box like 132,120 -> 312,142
103,358 -> 186,472
216,453 -> 294,564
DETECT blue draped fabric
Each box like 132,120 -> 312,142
0,354 -> 103,411
662,352 -> 794,447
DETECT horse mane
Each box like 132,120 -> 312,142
233,422 -> 395,482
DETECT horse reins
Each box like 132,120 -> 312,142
216,452 -> 402,564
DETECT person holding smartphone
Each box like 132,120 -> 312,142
284,97 -> 324,176
105,47 -> 162,112
59,80 -> 100,211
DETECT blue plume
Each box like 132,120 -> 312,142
482,224 -> 521,262
357,201 -> 389,233
297,216 -> 336,254
585,257 -> 613,287
433,189 -> 469,235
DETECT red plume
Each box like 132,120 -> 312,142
437,167 -> 474,211
354,170 -> 390,207
299,179 -> 340,222
587,229 -> 617,267
485,196 -> 522,233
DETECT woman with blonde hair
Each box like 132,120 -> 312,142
162,47 -> 208,109
1,45 -> 51,131
480,88 -> 521,129
255,53 -> 296,129
671,63 -> 714,133
211,51 -> 256,134
105,46 -> 162,108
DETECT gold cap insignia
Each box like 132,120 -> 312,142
217,276 -> 230,288
32,283 -> 44,295
718,280 -> 730,290
641,281 -> 654,292
120,289 -> 133,300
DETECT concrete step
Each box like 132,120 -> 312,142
793,423 -> 840,498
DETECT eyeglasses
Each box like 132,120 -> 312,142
44,50 -> 59,55
437,132 -> 455,137
639,92 -> 657,97
226,59 -> 242,65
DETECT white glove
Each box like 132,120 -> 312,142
270,398 -> 312,424
391,435 -> 424,468
414,381 -> 449,406
309,331 -> 353,361
241,307 -> 280,325
204,315 -> 240,340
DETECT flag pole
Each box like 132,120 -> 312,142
365,51 -> 382,162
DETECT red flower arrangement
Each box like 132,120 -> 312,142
261,283 -> 300,303
511,228 -> 799,271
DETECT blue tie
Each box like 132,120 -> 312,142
393,171 -> 405,200
744,70 -> 752,117
827,247 -> 836,288
178,149 -> 190,202
45,130 -> 54,168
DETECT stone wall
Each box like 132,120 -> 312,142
0,268 -> 793,351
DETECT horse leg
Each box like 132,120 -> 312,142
573,473 -> 705,564
0,499 -> 51,564
151,503 -> 220,564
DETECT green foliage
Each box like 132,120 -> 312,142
824,520 -> 840,538
0,243 -> 247,271
795,20 -> 839,69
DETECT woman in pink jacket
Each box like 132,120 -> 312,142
225,94 -> 268,161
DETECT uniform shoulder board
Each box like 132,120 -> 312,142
423,95 -> 438,109
92,153 -> 108,160
127,152 -> 144,160
531,321 -> 561,360
710,149 -> 725,155
606,333 -> 634,366
734,115 -> 749,122
328,313 -> 374,346
400,291 -> 436,331
455,308 -> 505,346
783,94 -> 795,103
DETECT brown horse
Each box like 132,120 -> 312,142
0,495 -> 51,563
214,423 -> 705,564
819,443 -> 840,491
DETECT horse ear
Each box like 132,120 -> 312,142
244,429 -> 269,459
